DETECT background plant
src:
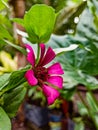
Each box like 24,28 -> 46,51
0,0 -> 98,130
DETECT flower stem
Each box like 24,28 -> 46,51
36,43 -> 40,64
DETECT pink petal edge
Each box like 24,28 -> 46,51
25,69 -> 38,86
40,44 -> 45,61
47,76 -> 63,89
38,44 -> 45,65
25,44 -> 35,66
48,62 -> 64,75
40,47 -> 56,66
42,84 -> 60,105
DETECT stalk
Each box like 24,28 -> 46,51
36,43 -> 40,64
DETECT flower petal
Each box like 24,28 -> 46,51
40,47 -> 56,66
25,69 -> 38,86
38,44 -> 45,65
42,84 -> 60,105
25,44 -> 35,66
48,62 -> 64,75
47,76 -> 63,89
40,43 -> 45,61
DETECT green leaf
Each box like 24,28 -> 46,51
0,74 -> 10,91
12,18 -> 24,27
0,106 -> 11,130
0,65 -> 30,95
0,39 -> 6,50
50,8 -> 98,75
0,0 -> 8,10
0,25 -> 13,41
6,65 -> 30,90
24,4 -> 56,43
4,40 -> 27,55
0,14 -> 13,38
0,14 -> 12,29
47,35 -> 98,90
3,84 -> 27,117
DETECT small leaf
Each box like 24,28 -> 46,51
0,106 -> 11,130
53,44 -> 78,55
24,4 -> 56,43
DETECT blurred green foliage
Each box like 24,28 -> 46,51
1,0 -> 98,129
46,0 -> 98,129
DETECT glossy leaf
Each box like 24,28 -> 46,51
24,4 -> 56,43
0,107 -> 11,130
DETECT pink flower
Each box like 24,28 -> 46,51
25,44 -> 64,105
